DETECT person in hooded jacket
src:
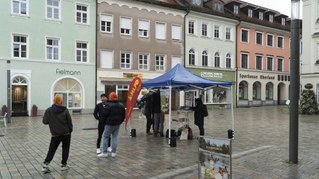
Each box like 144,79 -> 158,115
192,98 -> 208,136
98,92 -> 125,158
42,95 -> 73,173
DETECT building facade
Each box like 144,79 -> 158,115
97,0 -> 184,107
0,0 -> 96,116
302,0 -> 319,102
225,0 -> 291,107
184,0 -> 237,107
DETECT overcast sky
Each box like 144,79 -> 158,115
243,0 -> 292,17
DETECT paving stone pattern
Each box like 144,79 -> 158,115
0,106 -> 318,178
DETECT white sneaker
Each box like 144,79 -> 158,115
41,164 -> 50,173
111,153 -> 116,158
107,147 -> 112,153
97,153 -> 108,157
96,148 -> 101,154
61,165 -> 69,171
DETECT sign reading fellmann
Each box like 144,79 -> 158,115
56,68 -> 81,75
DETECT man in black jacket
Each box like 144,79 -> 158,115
140,90 -> 155,135
42,95 -> 73,173
93,94 -> 111,154
98,92 -> 125,158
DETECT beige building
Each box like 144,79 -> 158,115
96,0 -> 185,106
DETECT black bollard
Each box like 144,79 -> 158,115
169,137 -> 176,147
131,129 -> 136,137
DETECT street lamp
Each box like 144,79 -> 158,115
289,0 -> 301,164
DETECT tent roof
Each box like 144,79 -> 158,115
142,64 -> 232,89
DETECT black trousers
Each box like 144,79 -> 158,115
198,125 -> 205,136
97,122 -> 110,148
145,113 -> 153,133
44,134 -> 71,165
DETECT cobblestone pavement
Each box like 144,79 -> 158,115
0,106 -> 318,178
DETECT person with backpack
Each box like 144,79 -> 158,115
192,98 -> 208,136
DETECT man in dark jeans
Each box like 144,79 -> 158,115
42,95 -> 73,173
93,94 -> 111,154
140,90 -> 155,135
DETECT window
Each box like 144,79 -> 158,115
277,36 -> 284,48
239,81 -> 248,100
269,14 -> 273,22
189,49 -> 195,65
155,55 -> 165,71
214,52 -> 220,67
214,3 -> 222,12
46,38 -> 59,60
100,15 -> 112,33
214,25 -> 220,38
259,12 -> 263,20
76,4 -> 88,24
13,34 -> 27,58
253,82 -> 261,100
138,53 -> 149,70
248,9 -> 253,17
202,51 -> 208,66
47,0 -> 60,20
241,53 -> 248,69
277,58 -> 283,72
53,78 -> 82,109
267,56 -> 273,71
120,17 -> 132,35
281,18 -> 286,25
138,20 -> 149,38
188,21 -> 194,34
267,34 -> 273,47
100,50 -> 113,69
241,29 -> 249,43
266,82 -> 273,100
256,32 -> 263,45
234,5 -> 239,14
172,25 -> 182,41
226,27 -> 231,40
226,53 -> 231,68
76,42 -> 88,62
12,0 -> 27,15
156,22 -> 166,40
202,23 -> 208,37
120,52 -> 131,69
256,55 -> 262,70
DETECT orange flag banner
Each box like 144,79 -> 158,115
125,77 -> 142,126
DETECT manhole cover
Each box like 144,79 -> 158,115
82,128 -> 97,130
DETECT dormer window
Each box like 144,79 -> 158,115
259,12 -> 263,20
248,9 -> 253,17
281,17 -> 286,25
234,5 -> 239,14
192,0 -> 201,5
269,14 -> 273,22
214,3 -> 222,12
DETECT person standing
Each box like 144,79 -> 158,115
192,98 -> 208,136
98,92 -> 125,158
93,93 -> 111,154
152,89 -> 163,137
42,95 -> 73,173
140,91 -> 155,135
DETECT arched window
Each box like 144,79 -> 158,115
239,81 -> 248,100
266,82 -> 273,100
202,50 -> 208,66
226,53 -> 231,68
53,78 -> 83,108
189,49 -> 195,65
253,81 -> 261,100
214,52 -> 220,67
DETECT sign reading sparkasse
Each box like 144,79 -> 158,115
239,74 -> 275,80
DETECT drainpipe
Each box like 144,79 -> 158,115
95,1 -> 98,105
183,7 -> 190,67
235,21 -> 240,108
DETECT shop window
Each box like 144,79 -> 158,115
253,81 -> 261,100
53,78 -> 82,108
266,82 -> 273,100
239,81 -> 248,100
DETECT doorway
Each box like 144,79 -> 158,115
12,84 -> 28,116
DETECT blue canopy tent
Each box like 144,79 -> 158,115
142,64 -> 234,145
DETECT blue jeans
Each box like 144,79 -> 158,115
102,124 -> 120,153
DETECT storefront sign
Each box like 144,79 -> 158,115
201,72 -> 223,79
240,74 -> 275,80
56,68 -> 81,75
123,73 -> 143,78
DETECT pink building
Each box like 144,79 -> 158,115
225,0 -> 291,107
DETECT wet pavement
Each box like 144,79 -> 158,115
0,106 -> 318,178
